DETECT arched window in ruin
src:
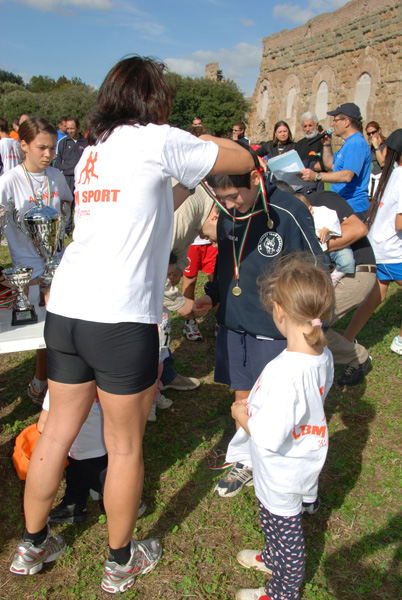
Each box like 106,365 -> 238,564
354,73 -> 371,121
315,81 -> 328,121
286,87 -> 296,120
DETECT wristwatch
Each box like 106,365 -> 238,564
316,173 -> 322,182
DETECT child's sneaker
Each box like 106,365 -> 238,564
390,335 -> 402,355
183,319 -> 203,341
10,527 -> 66,575
156,393 -> 173,409
48,499 -> 87,524
301,497 -> 321,515
214,462 -> 253,497
27,380 -> 48,406
101,538 -> 162,594
236,549 -> 272,574
147,403 -> 156,422
330,269 -> 346,287
235,587 -> 269,600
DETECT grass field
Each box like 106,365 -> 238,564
0,257 -> 401,600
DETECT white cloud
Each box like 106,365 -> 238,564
273,0 -> 349,25
273,3 -> 315,23
123,19 -> 167,40
165,42 -> 262,96
241,18 -> 256,27
165,58 -> 205,78
12,0 -> 113,11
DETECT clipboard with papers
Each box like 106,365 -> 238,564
267,149 -> 310,190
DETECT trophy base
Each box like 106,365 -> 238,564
11,306 -> 38,327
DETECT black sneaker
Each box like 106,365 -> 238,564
48,500 -> 87,524
337,356 -> 372,386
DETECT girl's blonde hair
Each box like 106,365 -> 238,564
259,254 -> 334,349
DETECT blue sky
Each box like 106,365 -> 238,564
1,0 -> 348,97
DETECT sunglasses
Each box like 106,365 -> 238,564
366,130 -> 379,136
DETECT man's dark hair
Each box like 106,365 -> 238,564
233,120 -> 246,131
340,114 -> 363,133
189,125 -> 210,137
67,117 -> 80,129
207,141 -> 259,190
0,117 -> 9,133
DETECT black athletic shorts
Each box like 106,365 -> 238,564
45,312 -> 159,395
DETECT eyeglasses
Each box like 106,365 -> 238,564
332,117 -> 345,123
366,130 -> 379,136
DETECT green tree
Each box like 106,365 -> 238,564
0,69 -> 24,86
1,89 -> 43,124
166,73 -> 249,137
26,75 -> 56,93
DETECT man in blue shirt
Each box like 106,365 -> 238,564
300,103 -> 371,219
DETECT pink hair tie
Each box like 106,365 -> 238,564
311,319 -> 322,327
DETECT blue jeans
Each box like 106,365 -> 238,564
160,348 -> 177,386
329,247 -> 355,274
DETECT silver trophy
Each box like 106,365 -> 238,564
18,194 -> 63,284
4,266 -> 38,326
8,192 -> 69,312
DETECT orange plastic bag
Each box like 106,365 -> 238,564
12,423 -> 41,481
12,424 -> 69,480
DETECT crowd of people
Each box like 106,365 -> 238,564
1,55 -> 401,600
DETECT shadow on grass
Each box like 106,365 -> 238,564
331,284 -> 402,352
324,511 -> 402,600
301,378 -> 377,598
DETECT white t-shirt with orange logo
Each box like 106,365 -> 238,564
226,346 -> 333,516
0,164 -> 73,279
0,138 -> 22,175
47,124 -> 218,324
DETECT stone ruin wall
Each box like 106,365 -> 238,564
248,0 -> 402,148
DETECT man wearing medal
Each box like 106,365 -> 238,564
194,144 -> 323,498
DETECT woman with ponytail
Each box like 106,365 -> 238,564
225,255 -> 334,600
344,129 -> 402,355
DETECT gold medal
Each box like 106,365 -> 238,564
232,285 -> 242,296
267,217 -> 274,229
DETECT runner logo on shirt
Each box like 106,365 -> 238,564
78,152 -> 99,184
257,232 -> 283,257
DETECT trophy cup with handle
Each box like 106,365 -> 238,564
20,193 -> 63,284
5,192 -> 65,319
3,266 -> 38,326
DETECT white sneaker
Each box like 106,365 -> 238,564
236,549 -> 272,574
235,587 -> 267,600
156,393 -> 173,409
390,336 -> 402,355
183,319 -> 203,341
214,462 -> 253,498
147,403 -> 156,422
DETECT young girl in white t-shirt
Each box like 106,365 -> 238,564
227,255 -> 334,600
0,117 -> 72,404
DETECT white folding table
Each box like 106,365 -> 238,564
0,286 -> 46,354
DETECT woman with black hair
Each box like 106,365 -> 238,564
256,120 -> 294,160
9,55 -> 253,593
343,129 -> 402,356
